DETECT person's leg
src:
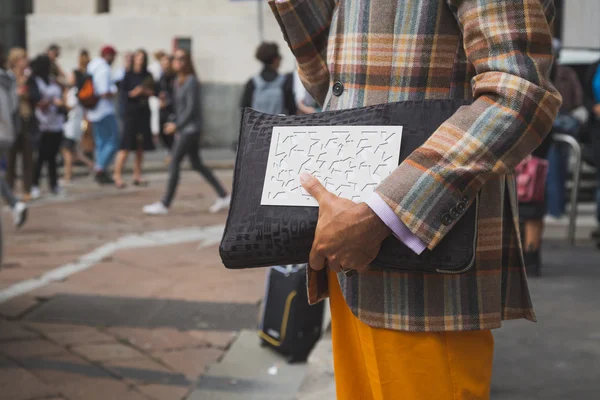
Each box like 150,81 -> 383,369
161,135 -> 189,207
0,176 -> 18,208
106,115 -> 120,170
328,269 -> 494,400
92,118 -> 109,172
75,148 -> 95,171
46,132 -> 63,192
133,146 -> 144,182
21,125 -> 34,196
6,132 -> 22,190
186,137 -> 228,198
524,219 -> 544,251
112,150 -> 129,187
61,148 -> 74,184
33,133 -> 50,188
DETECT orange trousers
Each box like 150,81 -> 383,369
329,270 -> 494,400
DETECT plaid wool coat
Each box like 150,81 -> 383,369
270,0 -> 562,332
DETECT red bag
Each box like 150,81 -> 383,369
515,156 -> 549,203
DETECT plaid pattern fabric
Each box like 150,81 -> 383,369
270,0 -> 562,332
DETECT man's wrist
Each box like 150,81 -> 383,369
357,203 -> 392,242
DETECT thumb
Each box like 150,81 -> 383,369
300,173 -> 329,203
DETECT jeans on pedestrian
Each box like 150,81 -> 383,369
92,114 -> 119,171
546,143 -> 568,218
162,134 -> 227,207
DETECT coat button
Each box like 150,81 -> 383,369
332,81 -> 344,96
449,207 -> 461,219
441,213 -> 453,226
456,201 -> 467,213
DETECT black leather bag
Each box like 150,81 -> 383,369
220,99 -> 477,274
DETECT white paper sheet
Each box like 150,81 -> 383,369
261,126 -> 403,207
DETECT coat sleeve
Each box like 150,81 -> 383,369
269,0 -> 336,106
374,0 -> 562,250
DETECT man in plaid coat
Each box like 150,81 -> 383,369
271,0 -> 561,398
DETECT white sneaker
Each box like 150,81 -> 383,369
30,186 -> 41,200
143,202 -> 169,215
12,202 -> 28,228
209,195 -> 231,214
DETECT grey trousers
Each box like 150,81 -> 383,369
162,134 -> 227,207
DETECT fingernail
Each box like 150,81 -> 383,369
300,172 -> 312,184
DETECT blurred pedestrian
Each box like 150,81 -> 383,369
30,55 -> 65,198
546,39 -> 585,219
0,43 -> 27,227
113,49 -> 155,188
148,50 -> 166,82
590,57 -> 600,244
157,54 -> 175,152
143,49 -> 229,215
87,45 -> 119,185
61,49 -> 94,185
5,47 -> 34,201
240,42 -> 296,115
46,44 -> 66,87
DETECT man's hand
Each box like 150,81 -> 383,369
128,86 -> 143,98
163,122 -> 176,135
300,173 -> 391,274
593,104 -> 600,117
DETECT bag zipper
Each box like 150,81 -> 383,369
435,194 -> 479,274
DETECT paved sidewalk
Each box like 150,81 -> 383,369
0,169 -> 269,400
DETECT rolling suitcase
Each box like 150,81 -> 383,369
258,264 -> 324,363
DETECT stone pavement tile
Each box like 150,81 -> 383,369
137,384 -> 190,400
101,356 -> 189,387
24,321 -> 97,333
0,338 -> 67,359
152,347 -> 224,380
44,326 -> 115,347
0,355 -> 59,400
106,327 -> 205,352
0,295 -> 41,319
57,378 -> 150,400
72,342 -> 148,362
186,331 -> 237,350
0,319 -> 39,341
15,351 -> 113,386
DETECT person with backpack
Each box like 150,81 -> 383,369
143,48 -> 229,215
61,49 -> 94,185
240,42 -> 297,115
0,43 -> 28,227
86,45 -> 119,185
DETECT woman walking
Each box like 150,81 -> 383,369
143,49 -> 229,215
113,49 -> 155,188
5,48 -> 34,201
61,49 -> 94,185
30,55 -> 65,198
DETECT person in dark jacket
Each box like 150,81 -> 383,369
240,42 -> 297,115
143,49 -> 229,215
112,49 -> 155,188
156,54 -> 175,151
